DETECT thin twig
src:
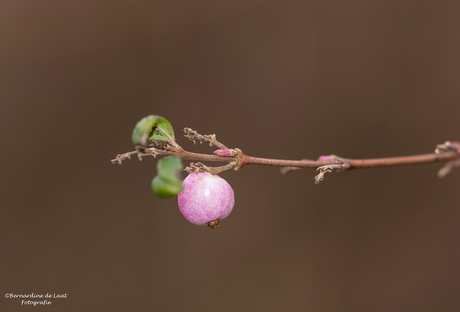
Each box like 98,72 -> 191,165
184,128 -> 228,149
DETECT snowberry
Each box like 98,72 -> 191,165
178,172 -> 235,228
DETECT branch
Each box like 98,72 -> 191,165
111,129 -> 460,184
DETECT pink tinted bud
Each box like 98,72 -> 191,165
213,149 -> 232,157
317,155 -> 340,164
450,141 -> 460,153
317,155 -> 334,162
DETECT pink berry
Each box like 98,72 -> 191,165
178,172 -> 235,227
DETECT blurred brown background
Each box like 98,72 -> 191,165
1,1 -> 460,311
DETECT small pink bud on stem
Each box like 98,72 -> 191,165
317,155 -> 341,164
214,149 -> 233,157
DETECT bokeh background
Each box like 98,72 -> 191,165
1,1 -> 460,311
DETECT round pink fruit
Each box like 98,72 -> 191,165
178,172 -> 235,227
